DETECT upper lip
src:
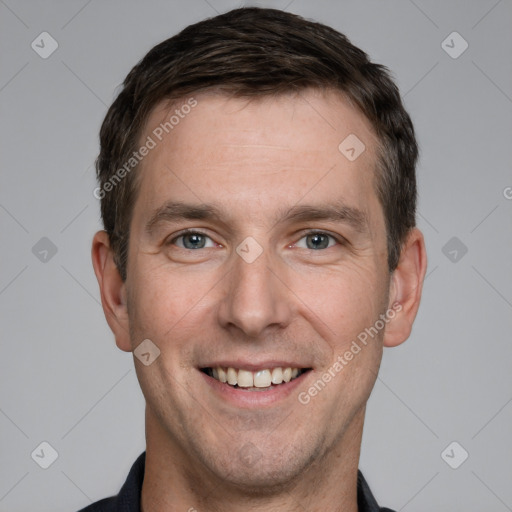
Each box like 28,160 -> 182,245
199,360 -> 312,371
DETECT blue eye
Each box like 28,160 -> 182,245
296,232 -> 337,250
172,232 -> 215,249
168,230 -> 338,251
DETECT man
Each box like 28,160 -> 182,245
85,7 -> 426,511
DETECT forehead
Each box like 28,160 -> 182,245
144,89 -> 376,159
134,89 -> 382,228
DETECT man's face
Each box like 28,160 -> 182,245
124,90 -> 392,487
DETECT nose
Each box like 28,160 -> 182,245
217,245 -> 292,338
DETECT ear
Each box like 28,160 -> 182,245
383,228 -> 427,348
91,230 -> 132,352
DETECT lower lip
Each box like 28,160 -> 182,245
199,370 -> 311,408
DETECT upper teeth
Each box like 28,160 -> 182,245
210,367 -> 301,387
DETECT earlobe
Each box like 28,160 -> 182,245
91,230 -> 132,352
383,228 -> 427,348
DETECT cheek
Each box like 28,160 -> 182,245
127,259 -> 217,340
292,262 -> 388,344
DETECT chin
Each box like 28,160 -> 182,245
200,438 -> 321,494
214,460 -> 303,494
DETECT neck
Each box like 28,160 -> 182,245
141,406 -> 364,512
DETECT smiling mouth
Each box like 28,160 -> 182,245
201,366 -> 312,391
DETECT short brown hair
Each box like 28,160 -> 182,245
96,7 -> 418,280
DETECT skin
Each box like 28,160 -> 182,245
92,88 -> 427,511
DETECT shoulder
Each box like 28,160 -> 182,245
74,452 -> 146,512
357,470 -> 396,512
76,497 -> 116,512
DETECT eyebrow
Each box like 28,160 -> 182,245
277,203 -> 368,232
144,200 -> 369,235
145,202 -> 224,235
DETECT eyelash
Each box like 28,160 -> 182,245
168,229 -> 342,249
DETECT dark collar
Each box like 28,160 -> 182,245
78,451 -> 395,512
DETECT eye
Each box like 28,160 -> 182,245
295,231 -> 338,250
171,231 -> 217,250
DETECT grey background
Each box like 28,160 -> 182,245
1,0 -> 511,510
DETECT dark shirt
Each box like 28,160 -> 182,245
77,452 -> 395,512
